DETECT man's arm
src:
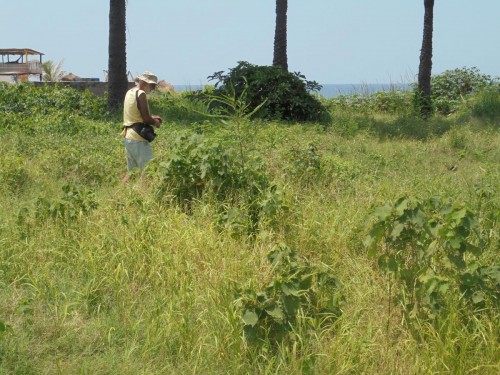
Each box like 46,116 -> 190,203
137,92 -> 162,127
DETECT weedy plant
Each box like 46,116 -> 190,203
0,151 -> 31,193
234,244 -> 344,344
469,85 -> 500,121
285,142 -> 322,182
193,78 -> 267,162
32,183 -> 98,221
430,67 -> 495,115
364,195 -> 499,324
152,133 -> 288,236
0,75 -> 498,374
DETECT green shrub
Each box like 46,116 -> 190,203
328,112 -> 373,137
153,133 -> 289,235
155,133 -> 269,202
371,90 -> 413,114
429,67 -> 494,115
0,82 -> 108,125
32,183 -> 98,221
207,61 -> 329,122
365,195 -> 499,321
235,244 -> 343,344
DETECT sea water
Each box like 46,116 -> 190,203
173,83 -> 412,99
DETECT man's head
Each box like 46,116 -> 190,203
135,71 -> 158,93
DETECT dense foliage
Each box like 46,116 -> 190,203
430,67 -> 496,114
207,61 -> 329,122
0,82 -> 108,124
0,76 -> 498,374
365,195 -> 499,321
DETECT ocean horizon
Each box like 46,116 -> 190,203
172,83 -> 412,99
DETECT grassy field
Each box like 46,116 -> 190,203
0,84 -> 499,374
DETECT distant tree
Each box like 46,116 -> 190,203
108,0 -> 128,114
273,0 -> 288,71
417,0 -> 435,117
42,60 -> 64,82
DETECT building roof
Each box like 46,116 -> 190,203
0,48 -> 44,56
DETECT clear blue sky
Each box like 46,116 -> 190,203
4,0 -> 500,85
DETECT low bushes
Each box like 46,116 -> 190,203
206,61 -> 329,122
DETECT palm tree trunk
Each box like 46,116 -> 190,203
273,0 -> 288,71
108,0 -> 128,115
417,0 -> 434,118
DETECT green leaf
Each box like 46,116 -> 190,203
426,240 -> 440,255
389,255 -> 399,272
460,273 -> 476,287
282,295 -> 300,316
373,205 -> 392,220
448,236 -> 463,250
390,223 -> 404,240
471,291 -> 485,305
480,265 -> 500,284
466,243 -> 482,256
281,282 -> 300,296
438,282 -> 450,294
366,240 -> 378,258
242,309 -> 259,327
426,278 -> 439,294
299,274 -> 313,290
265,305 -> 284,320
378,254 -> 399,273
410,209 -> 426,227
394,197 -> 409,216
367,223 -> 385,245
363,235 -> 373,250
243,325 -> 258,342
428,221 -> 440,237
451,207 -> 467,222
0,321 -> 5,333
448,253 -> 466,270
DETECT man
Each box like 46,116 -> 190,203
121,71 -> 163,182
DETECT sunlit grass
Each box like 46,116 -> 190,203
0,88 -> 498,374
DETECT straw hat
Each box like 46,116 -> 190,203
135,71 -> 158,85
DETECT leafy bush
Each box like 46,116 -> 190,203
154,133 -> 289,235
0,82 -> 108,125
365,195 -> 499,321
155,133 -> 269,202
235,244 -> 343,343
430,67 -> 495,115
371,90 -> 413,114
328,112 -> 373,137
32,183 -> 98,221
207,61 -> 329,122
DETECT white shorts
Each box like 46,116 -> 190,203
124,139 -> 153,171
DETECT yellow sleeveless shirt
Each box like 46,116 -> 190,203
121,88 -> 148,141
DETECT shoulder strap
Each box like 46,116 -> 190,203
135,89 -> 141,112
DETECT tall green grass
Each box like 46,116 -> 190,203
0,83 -> 498,374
